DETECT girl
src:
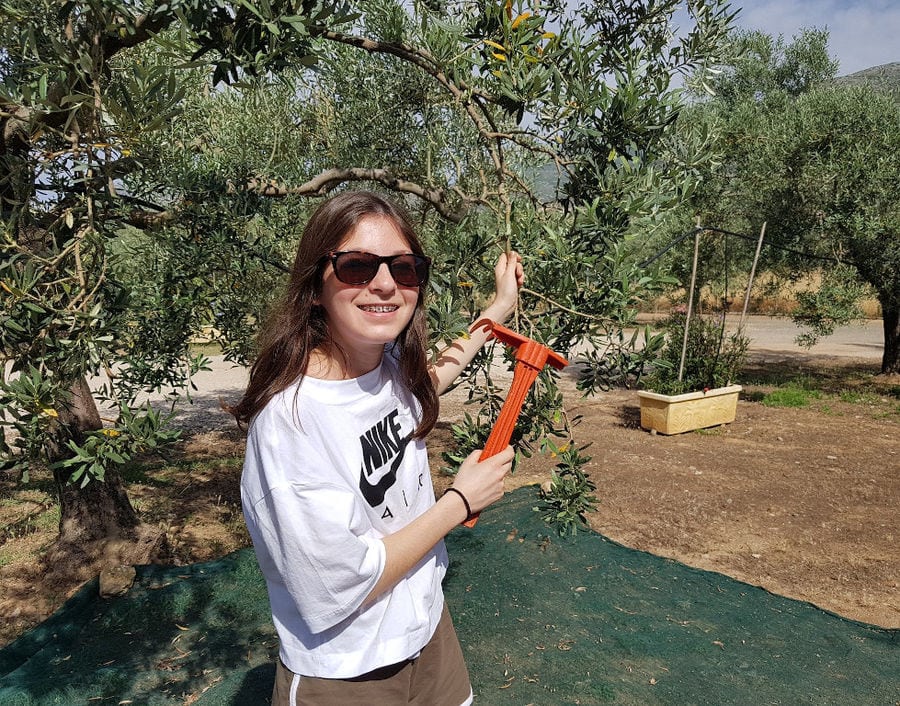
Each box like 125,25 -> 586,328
231,190 -> 524,705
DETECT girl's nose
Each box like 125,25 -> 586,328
369,262 -> 396,291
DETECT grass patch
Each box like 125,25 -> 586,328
1,503 -> 59,545
761,386 -> 821,408
0,494 -> 48,508
741,359 -> 899,419
838,389 -> 882,404
0,545 -> 29,568
120,454 -> 243,488
876,402 -> 900,419
750,373 -> 899,419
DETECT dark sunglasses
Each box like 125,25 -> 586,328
325,250 -> 431,288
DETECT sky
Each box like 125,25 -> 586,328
727,0 -> 900,76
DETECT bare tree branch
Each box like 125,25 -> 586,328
240,168 -> 477,223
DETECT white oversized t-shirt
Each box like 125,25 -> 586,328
240,355 -> 447,679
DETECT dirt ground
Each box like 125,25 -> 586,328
433,352 -> 900,630
519,357 -> 897,629
1,348 -> 898,650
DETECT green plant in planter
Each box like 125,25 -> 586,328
642,312 -> 750,396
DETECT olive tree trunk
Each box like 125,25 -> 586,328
51,378 -> 141,543
881,302 -> 899,375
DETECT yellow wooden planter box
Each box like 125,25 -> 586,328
638,384 -> 742,435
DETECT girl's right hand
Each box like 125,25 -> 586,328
450,446 -> 514,516
482,251 -> 524,324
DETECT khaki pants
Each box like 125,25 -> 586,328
272,604 -> 472,705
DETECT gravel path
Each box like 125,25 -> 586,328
149,315 -> 885,436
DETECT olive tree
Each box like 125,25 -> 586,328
770,87 -> 900,373
1,0 -> 736,551
674,28 -> 900,374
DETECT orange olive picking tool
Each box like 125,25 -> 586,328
463,320 -> 569,528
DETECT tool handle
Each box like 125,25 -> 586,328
458,323 -> 568,528
461,359 -> 542,528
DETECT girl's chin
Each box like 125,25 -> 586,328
347,327 -> 407,349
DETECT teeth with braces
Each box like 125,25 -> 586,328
361,305 -> 398,313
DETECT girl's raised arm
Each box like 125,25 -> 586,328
429,251 -> 524,395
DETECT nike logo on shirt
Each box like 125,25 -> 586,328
358,409 -> 411,508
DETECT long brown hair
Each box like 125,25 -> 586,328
228,190 -> 439,438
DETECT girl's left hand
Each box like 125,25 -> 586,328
486,250 -> 524,323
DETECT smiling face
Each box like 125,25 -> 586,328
311,215 -> 422,379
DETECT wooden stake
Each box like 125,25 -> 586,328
738,221 -> 767,332
678,225 -> 702,383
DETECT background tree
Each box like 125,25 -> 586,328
1,0 -> 736,554
672,28 -> 900,374
0,0 -> 356,560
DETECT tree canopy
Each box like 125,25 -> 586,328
672,28 -> 900,374
1,0 -> 736,545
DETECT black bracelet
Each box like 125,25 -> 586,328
444,487 -> 472,522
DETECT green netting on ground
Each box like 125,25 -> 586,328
1,486 -> 897,705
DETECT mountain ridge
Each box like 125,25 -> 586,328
835,61 -> 900,92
